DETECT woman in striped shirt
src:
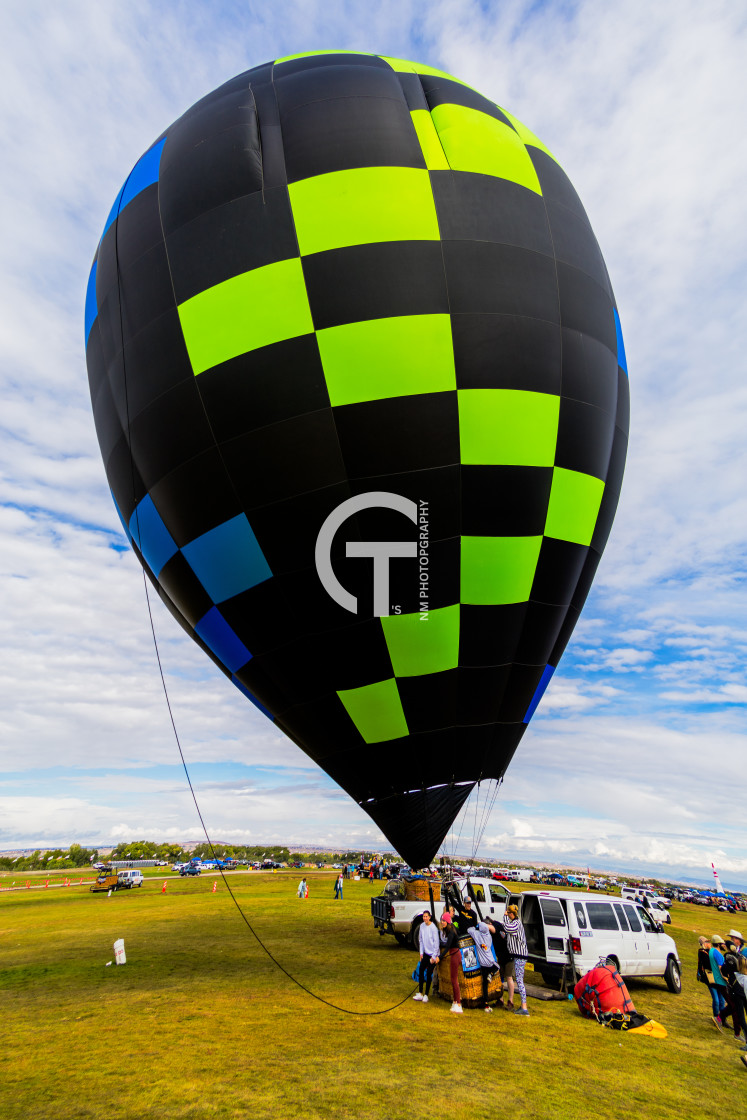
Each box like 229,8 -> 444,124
503,904 -> 530,1016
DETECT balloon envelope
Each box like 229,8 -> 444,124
85,52 -> 629,868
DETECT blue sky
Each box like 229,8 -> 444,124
0,0 -> 745,887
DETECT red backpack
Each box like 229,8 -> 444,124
574,963 -> 636,1019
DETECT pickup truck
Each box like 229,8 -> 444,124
371,876 -> 511,948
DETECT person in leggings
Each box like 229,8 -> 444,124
440,912 -> 463,1013
503,904 -> 530,1016
413,911 -> 439,1003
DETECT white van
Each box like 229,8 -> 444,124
117,869 -> 144,889
518,890 -> 681,993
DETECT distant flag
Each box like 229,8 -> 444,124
712,862 -> 725,896
587,866 -> 591,891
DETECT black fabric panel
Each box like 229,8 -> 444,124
548,604 -> 581,667
615,366 -> 630,437
149,447 -> 242,548
556,262 -> 617,353
86,320 -> 106,406
92,374 -> 125,466
159,94 -> 263,236
166,186 -> 298,304
419,76 -> 514,129
260,622 -> 393,702
115,183 -> 164,274
354,782 -> 475,867
95,288 -> 122,368
396,71 -> 429,112
443,241 -> 560,322
95,223 -> 119,308
273,53 -> 392,78
570,547 -> 603,615
546,199 -> 610,293
154,582 -> 227,678
591,428 -> 627,552
128,379 -> 215,490
397,669 -> 458,734
234,654 -> 292,717
156,551 -> 214,628
274,62 -> 408,114
220,408 -> 348,508
457,666 -> 511,725
560,328 -> 618,414
281,694 -> 366,758
516,601 -> 568,664
196,333 -> 329,443
461,466 -> 553,537
122,308 -> 193,420
348,465 -> 460,543
554,396 -> 616,481
530,538 -> 589,606
332,391 -> 459,478
452,313 -> 561,394
501,664 -> 547,722
303,241 -> 449,330
245,483 -> 352,577
250,80 -> 289,190
118,240 -> 175,345
281,96 -> 424,182
430,171 -> 552,254
459,603 -> 527,667
105,433 -> 146,525
218,577 -> 298,659
529,148 -> 589,220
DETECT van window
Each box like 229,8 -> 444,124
637,907 -> 656,933
573,901 -> 588,929
613,903 -> 629,930
539,898 -> 566,927
623,904 -> 642,931
489,884 -> 508,903
585,903 -> 619,931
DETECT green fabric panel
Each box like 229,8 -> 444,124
461,535 -> 543,605
381,604 -> 460,677
379,56 -> 474,88
410,110 -> 450,170
178,258 -> 313,376
430,104 -> 542,195
289,166 -> 440,257
337,678 -> 409,744
317,314 -> 456,407
458,389 -> 559,466
500,107 -> 558,163
544,468 -> 605,546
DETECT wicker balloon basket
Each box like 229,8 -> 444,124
403,879 -> 443,903
437,936 -> 503,1009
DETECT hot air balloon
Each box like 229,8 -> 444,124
85,52 -> 628,869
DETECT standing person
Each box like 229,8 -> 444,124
413,911 -> 440,1004
455,895 -> 478,935
297,877 -> 307,899
334,873 -> 343,899
730,930 -> 747,960
491,918 -> 516,1010
439,912 -> 463,1013
709,934 -> 730,1030
697,936 -> 724,1028
468,920 -> 498,1012
503,904 -> 530,1016
721,941 -> 747,1042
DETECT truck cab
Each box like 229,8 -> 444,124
371,876 -> 510,947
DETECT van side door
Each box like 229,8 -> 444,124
538,897 -> 568,971
621,903 -> 650,972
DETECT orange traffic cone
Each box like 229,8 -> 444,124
305,886 -> 309,898
161,881 -> 167,894
26,881 -> 30,889
45,880 -> 49,889
79,878 -> 83,885
212,881 -> 217,893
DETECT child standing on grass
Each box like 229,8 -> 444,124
468,919 -> 498,1012
503,904 -> 530,1017
297,877 -> 307,899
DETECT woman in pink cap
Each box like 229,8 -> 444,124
440,910 -> 463,1013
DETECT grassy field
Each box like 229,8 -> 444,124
1,870 -> 743,1119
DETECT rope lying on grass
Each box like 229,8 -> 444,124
139,568 -> 419,1016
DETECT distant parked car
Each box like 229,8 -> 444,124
180,866 -> 200,877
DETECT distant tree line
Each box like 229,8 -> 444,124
0,844 -> 99,872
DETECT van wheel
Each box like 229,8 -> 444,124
664,957 -> 682,994
541,972 -> 562,990
604,956 -> 620,973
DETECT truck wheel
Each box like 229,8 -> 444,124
664,957 -> 682,994
410,917 -> 423,951
394,932 -> 411,948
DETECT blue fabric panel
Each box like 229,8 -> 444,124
522,664 -> 555,724
100,137 -> 166,241
182,513 -> 272,603
128,494 -> 178,576
614,308 -> 628,375
196,607 -> 252,673
85,261 -> 98,345
232,675 -> 274,720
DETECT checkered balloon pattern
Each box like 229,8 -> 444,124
85,52 -> 629,867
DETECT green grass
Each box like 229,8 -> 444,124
0,873 -> 743,1119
